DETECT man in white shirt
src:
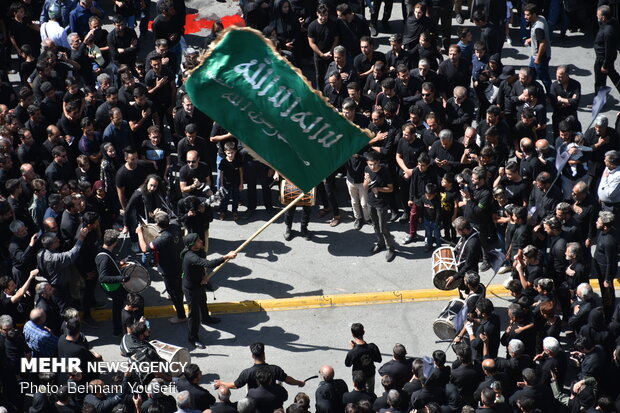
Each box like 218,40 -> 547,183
598,150 -> 620,211
40,7 -> 70,49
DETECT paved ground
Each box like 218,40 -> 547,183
85,299 -> 515,402
20,0 -> 618,404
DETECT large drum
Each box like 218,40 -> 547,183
280,179 -> 316,207
432,247 -> 458,290
433,299 -> 466,340
122,262 -> 151,293
150,340 -> 191,376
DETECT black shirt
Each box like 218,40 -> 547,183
152,15 -> 182,48
233,363 -> 288,389
145,67 -> 175,107
181,249 -> 225,289
397,137 -> 426,170
344,341 -> 382,379
179,162 -> 212,197
365,165 -> 392,208
149,224 -> 183,276
218,156 -> 243,186
115,162 -> 152,198
307,19 -> 339,53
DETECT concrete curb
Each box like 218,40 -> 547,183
90,279 -> 619,322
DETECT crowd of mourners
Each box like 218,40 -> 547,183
0,0 -> 620,411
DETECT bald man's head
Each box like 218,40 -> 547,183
320,365 -> 335,381
217,386 -> 231,402
482,358 -> 496,375
30,308 -> 46,325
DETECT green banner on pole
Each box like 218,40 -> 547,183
185,26 -> 371,193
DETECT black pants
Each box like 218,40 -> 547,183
429,6 -> 453,51
371,0 -> 394,26
245,159 -> 273,210
594,57 -> 620,94
183,286 -> 209,341
162,271 -> 186,319
314,55 -> 330,91
285,205 -> 311,227
592,259 -> 616,322
316,173 -> 340,216
471,223 -> 494,261
104,287 -> 126,335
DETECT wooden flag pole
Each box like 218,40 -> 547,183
202,191 -> 307,284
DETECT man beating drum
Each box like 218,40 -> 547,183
444,217 -> 483,293
180,233 -> 237,349
96,229 -> 132,337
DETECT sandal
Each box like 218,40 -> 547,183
329,216 -> 341,227
317,207 -> 332,218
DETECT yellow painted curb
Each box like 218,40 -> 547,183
90,279 -> 620,322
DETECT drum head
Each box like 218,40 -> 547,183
433,319 -> 456,340
433,270 -> 457,291
122,264 -> 151,293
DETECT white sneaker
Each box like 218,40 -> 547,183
498,266 -> 512,274
503,275 -> 514,288
506,37 -> 512,45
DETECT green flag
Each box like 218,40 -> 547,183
185,27 -> 371,193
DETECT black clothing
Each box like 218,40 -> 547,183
377,359 -> 414,390
315,379 -> 349,413
115,162 -> 152,201
181,249 -> 225,341
179,162 -> 212,197
175,376 -> 216,410
107,27 -> 138,66
247,384 -> 288,413
344,341 -> 382,380
342,389 -> 376,406
428,140 -> 464,176
233,363 -> 288,389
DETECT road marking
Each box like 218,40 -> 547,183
90,279 -> 619,321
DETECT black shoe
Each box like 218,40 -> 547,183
242,209 -> 255,219
370,25 -> 378,37
389,211 -> 400,222
300,227 -> 311,240
402,235 -> 416,244
203,316 -> 221,325
424,245 -> 434,253
385,248 -> 396,262
190,340 -> 206,349
455,13 -> 464,24
371,244 -> 386,254
284,226 -> 293,241
353,219 -> 363,230
480,260 -> 491,272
